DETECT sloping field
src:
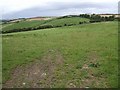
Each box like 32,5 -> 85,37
2,22 -> 118,88
42,17 -> 89,26
2,20 -> 47,32
2,17 -> 89,32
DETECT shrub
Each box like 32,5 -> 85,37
89,20 -> 101,23
79,22 -> 83,24
54,25 -> 62,27
64,24 -> 67,26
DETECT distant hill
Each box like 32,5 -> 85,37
2,16 -> 89,33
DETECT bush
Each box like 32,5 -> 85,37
2,25 -> 54,34
79,22 -> 83,24
54,25 -> 62,27
64,24 -> 67,26
89,20 -> 101,23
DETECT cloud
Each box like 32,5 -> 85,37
1,0 -> 119,19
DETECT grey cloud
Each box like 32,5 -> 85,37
2,1 -> 118,19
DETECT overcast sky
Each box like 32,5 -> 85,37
0,0 -> 119,19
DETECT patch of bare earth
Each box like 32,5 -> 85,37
80,51 -> 108,88
27,17 -> 52,21
3,50 -> 64,88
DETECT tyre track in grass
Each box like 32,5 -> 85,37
3,50 -> 64,88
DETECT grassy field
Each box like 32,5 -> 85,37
42,17 -> 89,26
2,17 -> 89,32
2,21 -> 118,88
2,20 -> 47,32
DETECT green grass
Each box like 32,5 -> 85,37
2,20 -> 47,32
43,17 -> 89,26
2,17 -> 89,32
2,21 -> 118,88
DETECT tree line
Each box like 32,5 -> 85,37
59,14 -> 115,22
79,14 -> 115,22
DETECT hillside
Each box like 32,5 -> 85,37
2,20 -> 47,32
42,17 -> 89,26
2,17 -> 89,33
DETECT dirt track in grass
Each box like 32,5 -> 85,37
3,51 -> 108,88
3,51 -> 64,88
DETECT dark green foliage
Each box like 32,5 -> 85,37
89,20 -> 101,23
79,14 -> 115,22
79,14 -> 90,18
64,24 -> 67,26
2,25 -> 54,33
79,22 -> 83,24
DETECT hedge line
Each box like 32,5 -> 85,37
2,20 -> 107,34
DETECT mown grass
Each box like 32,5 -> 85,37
2,21 -> 118,88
